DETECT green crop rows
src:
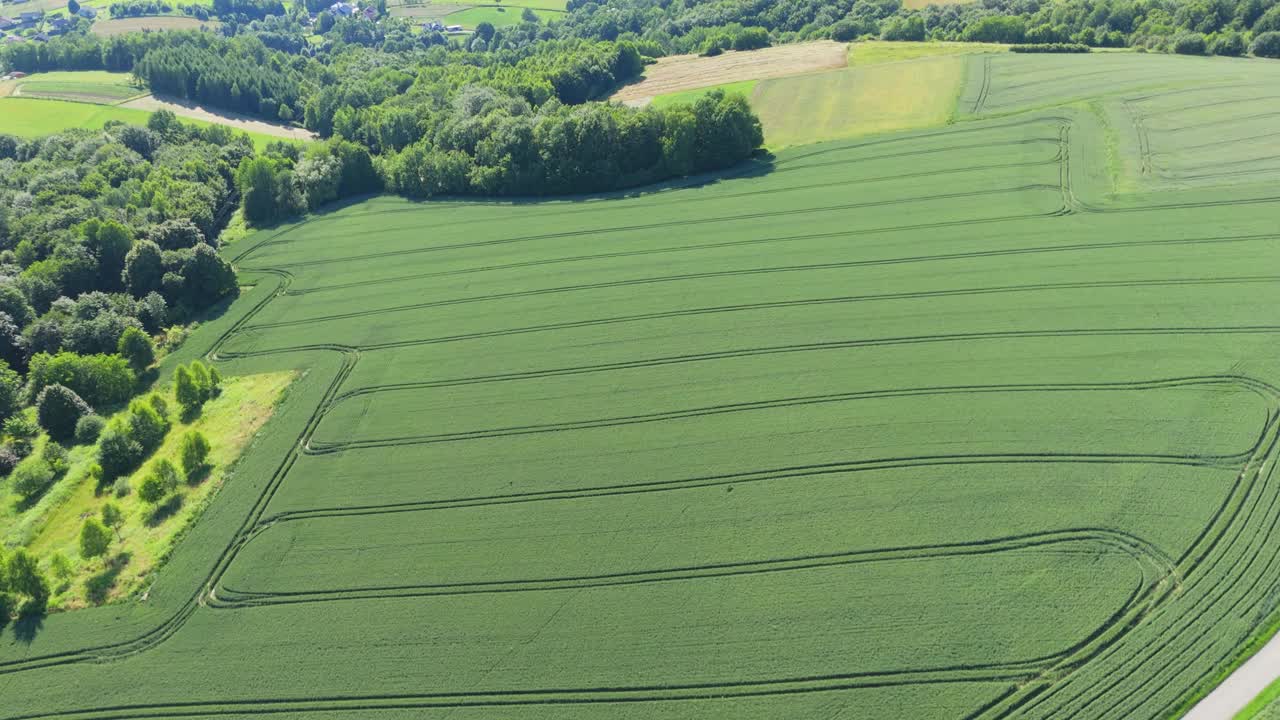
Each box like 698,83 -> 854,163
4,52 -> 1280,720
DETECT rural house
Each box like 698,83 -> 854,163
18,9 -> 43,24
77,6 -> 97,18
0,16 -> 14,29
329,2 -> 355,16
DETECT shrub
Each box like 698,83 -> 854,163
97,419 -> 144,480
4,412 -> 39,457
26,352 -> 135,407
190,361 -> 212,400
1210,32 -> 1246,56
36,384 -> 92,442
117,327 -> 155,373
175,365 -> 200,414
731,27 -> 770,51
40,441 -> 69,477
127,399 -> 169,453
74,414 -> 106,445
1010,43 -> 1091,53
1173,32 -> 1207,55
147,392 -> 169,420
79,518 -> 111,563
0,446 -> 17,477
831,19 -> 860,42
180,430 -> 211,477
138,458 -> 182,504
1252,31 -> 1280,58
10,458 -> 55,500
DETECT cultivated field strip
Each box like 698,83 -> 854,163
8,57 -> 1280,720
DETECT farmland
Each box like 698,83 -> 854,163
386,0 -> 566,25
89,15 -> 217,36
4,70 -> 145,104
610,41 -> 847,106
5,51 -> 1280,720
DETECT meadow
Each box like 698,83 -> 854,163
0,96 -> 288,149
4,51 -> 1280,720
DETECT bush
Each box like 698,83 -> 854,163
97,419 -> 144,480
36,384 -> 92,442
10,458 -> 55,500
74,414 -> 106,445
1010,43 -> 1091,53
180,430 -> 211,477
1173,32 -> 1207,55
5,412 -> 39,457
41,441 -> 69,477
1210,32 -> 1245,56
117,327 -> 155,373
963,15 -> 1026,43
830,19 -> 860,42
127,399 -> 169,453
26,352 -> 135,407
1252,31 -> 1280,58
731,27 -> 770,51
0,446 -> 17,477
137,458 -> 182,504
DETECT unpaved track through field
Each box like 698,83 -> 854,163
120,94 -> 317,141
610,41 -> 848,106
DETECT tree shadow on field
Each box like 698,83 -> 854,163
145,495 -> 184,528
299,152 -> 779,220
11,613 -> 44,645
85,552 -> 132,606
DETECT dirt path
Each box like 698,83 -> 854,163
610,41 -> 848,106
120,94 -> 317,141
1182,632 -> 1280,719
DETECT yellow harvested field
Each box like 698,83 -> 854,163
753,55 -> 964,148
610,41 -> 848,106
91,15 -> 217,37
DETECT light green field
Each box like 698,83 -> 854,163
753,54 -> 965,147
8,70 -> 145,105
849,40 -> 1007,66
648,79 -> 758,108
0,97 -> 282,150
442,4 -> 564,26
6,52 -> 1280,720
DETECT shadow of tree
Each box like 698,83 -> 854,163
11,613 -> 44,645
85,552 -> 132,606
145,495 -> 184,528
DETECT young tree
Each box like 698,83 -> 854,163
101,502 -> 124,540
117,327 -> 155,373
97,419 -> 144,480
180,431 -> 211,477
79,518 -> 112,564
127,399 -> 169,453
138,458 -> 182,504
190,361 -> 213,402
36,384 -> 93,442
175,365 -> 200,415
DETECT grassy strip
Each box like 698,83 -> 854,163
848,40 -> 1008,67
649,79 -> 758,108
10,372 -> 294,611
0,97 -> 282,150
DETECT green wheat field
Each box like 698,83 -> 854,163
4,51 -> 1280,720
